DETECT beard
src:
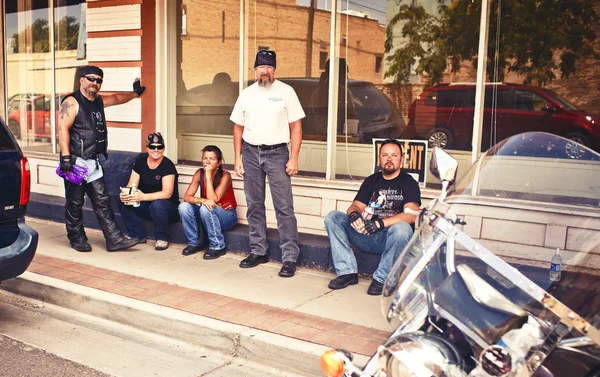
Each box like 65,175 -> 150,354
258,74 -> 273,88
258,78 -> 272,88
382,164 -> 398,175
85,85 -> 99,98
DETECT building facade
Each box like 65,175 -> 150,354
1,0 -> 599,268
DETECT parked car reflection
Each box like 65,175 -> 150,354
408,83 -> 600,151
181,77 -> 407,144
6,93 -> 64,141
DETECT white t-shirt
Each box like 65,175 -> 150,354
230,80 -> 305,146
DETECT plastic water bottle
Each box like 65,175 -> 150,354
130,184 -> 140,207
549,248 -> 562,282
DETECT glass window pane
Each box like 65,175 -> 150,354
5,0 -> 53,151
484,1 -> 599,154
176,1 -> 240,167
54,1 -> 87,155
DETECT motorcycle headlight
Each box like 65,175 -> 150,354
378,332 -> 467,377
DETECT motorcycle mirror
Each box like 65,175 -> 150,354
429,147 -> 458,185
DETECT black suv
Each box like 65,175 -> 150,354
0,117 -> 38,281
183,78 -> 407,143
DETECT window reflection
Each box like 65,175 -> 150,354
5,0 -> 86,153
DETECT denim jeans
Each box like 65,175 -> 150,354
120,199 -> 180,242
324,210 -> 413,284
242,142 -> 299,262
178,202 -> 238,249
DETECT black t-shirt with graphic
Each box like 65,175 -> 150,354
132,153 -> 179,204
354,171 -> 421,228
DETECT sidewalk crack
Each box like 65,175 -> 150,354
197,333 -> 241,376
290,290 -> 332,311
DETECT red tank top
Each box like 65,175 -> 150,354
201,173 -> 237,209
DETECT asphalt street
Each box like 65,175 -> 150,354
0,334 -> 112,377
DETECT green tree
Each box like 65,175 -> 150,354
385,0 -> 599,86
11,16 -> 79,53
56,16 -> 80,50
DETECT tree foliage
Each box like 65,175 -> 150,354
385,0 -> 599,86
11,16 -> 79,53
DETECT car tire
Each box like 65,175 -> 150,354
427,128 -> 453,149
563,131 -> 591,147
8,120 -> 20,139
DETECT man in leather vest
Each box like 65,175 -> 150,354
57,65 -> 147,252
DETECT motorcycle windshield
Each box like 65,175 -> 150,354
381,132 -> 599,373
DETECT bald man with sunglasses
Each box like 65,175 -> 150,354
57,65 -> 146,253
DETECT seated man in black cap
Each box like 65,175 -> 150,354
57,65 -> 147,252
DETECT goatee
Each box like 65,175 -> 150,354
258,78 -> 272,88
382,167 -> 398,175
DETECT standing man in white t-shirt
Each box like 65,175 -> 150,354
230,49 -> 305,278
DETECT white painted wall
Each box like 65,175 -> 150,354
87,4 -> 142,32
87,37 -> 142,62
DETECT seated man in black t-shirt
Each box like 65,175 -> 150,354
119,133 -> 180,251
324,139 -> 421,295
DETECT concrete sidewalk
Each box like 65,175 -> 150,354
8,218 -> 392,361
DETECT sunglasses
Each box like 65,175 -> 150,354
84,76 -> 103,84
148,144 -> 165,150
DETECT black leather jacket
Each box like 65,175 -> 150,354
62,90 -> 108,159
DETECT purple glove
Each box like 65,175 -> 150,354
56,163 -> 88,185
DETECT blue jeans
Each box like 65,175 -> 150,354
242,142 -> 299,262
178,202 -> 238,250
120,199 -> 180,242
324,210 -> 413,284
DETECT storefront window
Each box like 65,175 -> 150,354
5,0 -> 86,154
174,0 -> 599,184
176,0 -> 240,166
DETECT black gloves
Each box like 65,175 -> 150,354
60,154 -> 74,173
133,80 -> 146,96
348,211 -> 362,224
364,217 -> 385,235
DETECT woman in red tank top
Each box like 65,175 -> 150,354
178,145 -> 238,259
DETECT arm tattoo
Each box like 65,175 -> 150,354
59,101 -> 74,120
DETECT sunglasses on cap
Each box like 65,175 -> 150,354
148,144 -> 165,150
84,76 -> 103,84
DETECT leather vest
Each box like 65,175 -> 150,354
63,90 -> 108,159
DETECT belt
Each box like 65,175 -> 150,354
245,142 -> 288,151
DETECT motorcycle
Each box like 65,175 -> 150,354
321,132 -> 600,377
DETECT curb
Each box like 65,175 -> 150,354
1,272 -> 361,376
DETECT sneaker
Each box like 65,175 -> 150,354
328,274 -> 358,289
155,240 -> 169,251
367,279 -> 384,296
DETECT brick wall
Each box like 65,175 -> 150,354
180,0 -> 385,89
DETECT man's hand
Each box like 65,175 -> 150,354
60,154 -> 74,173
348,211 -> 361,224
349,211 -> 368,234
133,78 -> 146,97
364,217 -> 385,235
286,158 -> 299,176
234,159 -> 244,177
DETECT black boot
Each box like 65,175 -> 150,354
64,180 -> 88,247
106,237 -> 139,252
86,177 -> 137,252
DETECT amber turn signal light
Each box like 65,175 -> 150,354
320,349 -> 345,377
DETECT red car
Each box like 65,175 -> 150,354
408,83 -> 600,151
7,94 -> 62,140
